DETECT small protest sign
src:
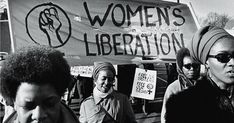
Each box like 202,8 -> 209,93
131,68 -> 157,100
70,66 -> 93,77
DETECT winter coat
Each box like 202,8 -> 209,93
3,101 -> 79,123
79,91 -> 136,123
165,77 -> 234,123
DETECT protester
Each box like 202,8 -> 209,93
75,75 -> 93,101
61,75 -> 77,105
79,62 -> 136,123
0,54 -> 15,123
165,26 -> 234,123
161,47 -> 201,123
0,45 -> 79,123
0,94 -> 14,123
65,75 -> 93,105
0,8 -> 8,20
165,63 -> 178,85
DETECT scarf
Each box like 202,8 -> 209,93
93,86 -> 113,100
177,68 -> 195,89
176,48 -> 195,89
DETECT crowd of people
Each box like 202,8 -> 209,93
0,25 -> 234,123
164,26 -> 234,123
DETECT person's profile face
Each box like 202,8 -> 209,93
95,70 -> 115,93
14,83 -> 61,123
182,56 -> 200,80
207,37 -> 234,86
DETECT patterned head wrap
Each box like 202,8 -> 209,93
189,26 -> 233,64
92,62 -> 116,79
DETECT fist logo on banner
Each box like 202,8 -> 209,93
25,2 -> 71,48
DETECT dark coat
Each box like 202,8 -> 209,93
3,101 -> 79,123
165,77 -> 234,123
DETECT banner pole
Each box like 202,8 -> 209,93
188,2 -> 201,29
6,0 -> 15,53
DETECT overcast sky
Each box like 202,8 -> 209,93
168,0 -> 234,18
1,0 -> 234,19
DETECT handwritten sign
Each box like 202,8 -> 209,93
70,66 -> 93,77
131,68 -> 157,100
9,0 -> 197,65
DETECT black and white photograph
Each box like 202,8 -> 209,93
1,0 -> 234,123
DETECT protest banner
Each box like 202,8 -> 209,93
131,68 -> 157,100
8,0 -> 197,66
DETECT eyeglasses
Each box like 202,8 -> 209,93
183,63 -> 200,70
208,53 -> 234,63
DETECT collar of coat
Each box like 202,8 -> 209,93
93,91 -> 115,105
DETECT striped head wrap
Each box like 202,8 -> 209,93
92,62 -> 116,79
189,26 -> 233,64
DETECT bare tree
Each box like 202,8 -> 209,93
200,12 -> 231,28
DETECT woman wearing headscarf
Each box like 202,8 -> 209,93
79,62 -> 136,123
165,26 -> 234,123
161,47 -> 201,123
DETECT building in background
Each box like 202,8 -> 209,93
0,0 -> 11,54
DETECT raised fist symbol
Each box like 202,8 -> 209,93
39,7 -> 63,46
26,2 -> 71,48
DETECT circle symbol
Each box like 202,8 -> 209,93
25,2 -> 71,48
147,84 -> 153,89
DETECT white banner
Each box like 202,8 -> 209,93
131,68 -> 157,100
9,0 -> 197,66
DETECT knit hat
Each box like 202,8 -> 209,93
189,26 -> 233,64
92,62 -> 116,79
